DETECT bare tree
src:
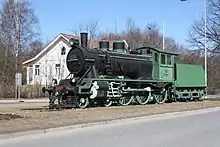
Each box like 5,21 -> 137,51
70,18 -> 181,53
0,0 -> 40,98
25,40 -> 44,59
187,0 -> 220,54
118,18 -> 181,52
71,19 -> 100,48
0,0 -> 40,69
122,18 -> 144,49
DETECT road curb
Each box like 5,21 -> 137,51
1,106 -> 220,140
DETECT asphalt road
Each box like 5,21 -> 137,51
1,108 -> 220,147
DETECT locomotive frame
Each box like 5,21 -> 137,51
42,32 -> 207,109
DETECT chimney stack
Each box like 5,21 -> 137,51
80,32 -> 88,48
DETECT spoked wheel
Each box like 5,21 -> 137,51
155,88 -> 168,104
135,92 -> 151,105
118,95 -> 134,106
77,97 -> 89,109
103,97 -> 113,107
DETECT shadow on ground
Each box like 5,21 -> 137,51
20,106 -> 64,112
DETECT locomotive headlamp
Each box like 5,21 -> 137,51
72,78 -> 76,83
69,38 -> 79,46
69,38 -> 75,46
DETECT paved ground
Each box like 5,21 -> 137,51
0,108 -> 220,147
0,98 -> 48,104
1,100 -> 220,134
0,99 -> 48,108
0,103 -> 47,108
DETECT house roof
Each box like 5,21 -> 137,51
61,33 -> 78,40
22,33 -> 77,65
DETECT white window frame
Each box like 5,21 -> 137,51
55,64 -> 60,76
61,47 -> 66,55
29,65 -> 33,82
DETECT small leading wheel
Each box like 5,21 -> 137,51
118,95 -> 134,106
103,97 -> 112,107
135,92 -> 151,105
77,97 -> 89,109
155,89 -> 168,104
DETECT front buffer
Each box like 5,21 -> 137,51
174,63 -> 207,101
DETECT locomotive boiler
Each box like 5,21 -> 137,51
66,33 -> 153,80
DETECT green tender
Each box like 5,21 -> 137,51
175,63 -> 206,87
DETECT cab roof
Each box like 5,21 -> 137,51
136,46 -> 180,56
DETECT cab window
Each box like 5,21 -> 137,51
154,53 -> 158,62
161,54 -> 166,64
167,55 -> 172,65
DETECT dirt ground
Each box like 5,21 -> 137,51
0,99 -> 220,135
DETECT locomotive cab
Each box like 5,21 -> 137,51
135,46 -> 180,82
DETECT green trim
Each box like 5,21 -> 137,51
175,85 -> 207,88
90,77 -> 173,83
136,46 -> 180,55
160,64 -> 173,68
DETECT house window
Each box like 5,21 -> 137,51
29,65 -> 33,82
61,47 -> 66,55
55,64 -> 60,76
35,65 -> 40,75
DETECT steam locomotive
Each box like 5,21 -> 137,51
42,32 -> 207,109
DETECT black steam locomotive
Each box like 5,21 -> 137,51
42,32 -> 206,109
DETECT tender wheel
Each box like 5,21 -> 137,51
155,89 -> 168,104
104,97 -> 112,107
118,95 -> 134,106
135,92 -> 151,105
77,97 -> 89,109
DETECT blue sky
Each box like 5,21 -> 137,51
31,0 -> 205,46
